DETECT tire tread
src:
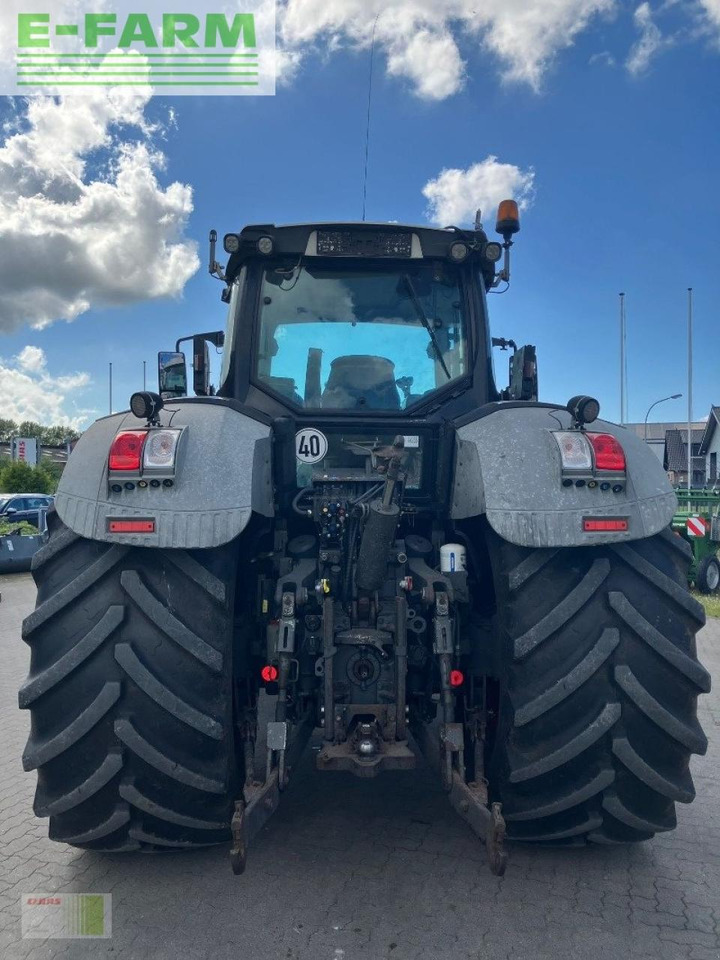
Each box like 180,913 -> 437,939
20,512 -> 239,850
486,528 -> 709,844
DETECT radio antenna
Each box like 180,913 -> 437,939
362,14 -> 380,222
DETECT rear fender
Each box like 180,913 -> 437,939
55,400 -> 272,549
451,405 -> 676,547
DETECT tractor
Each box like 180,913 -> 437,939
672,489 -> 720,593
20,203 -> 710,874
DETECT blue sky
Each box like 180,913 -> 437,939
0,0 -> 718,430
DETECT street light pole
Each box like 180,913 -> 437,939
644,393 -> 683,441
619,293 -> 626,425
687,287 -> 693,493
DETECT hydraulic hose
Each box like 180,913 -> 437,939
292,486 -> 314,517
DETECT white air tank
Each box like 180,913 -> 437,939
440,543 -> 467,573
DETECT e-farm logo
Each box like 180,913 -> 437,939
2,1 -> 275,95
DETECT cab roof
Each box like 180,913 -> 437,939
224,221 -> 491,284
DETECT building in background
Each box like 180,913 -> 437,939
699,406 -> 720,487
663,428 -> 707,487
624,417 -> 718,488
622,421 -> 705,467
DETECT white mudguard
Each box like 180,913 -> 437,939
451,405 -> 676,548
55,400 -> 272,549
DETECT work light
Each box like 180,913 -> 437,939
567,395 -> 601,425
130,391 -> 164,422
448,242 -> 469,262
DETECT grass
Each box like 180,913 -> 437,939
692,590 -> 720,619
0,520 -> 40,536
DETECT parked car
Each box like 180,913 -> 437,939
0,499 -> 49,574
0,494 -> 54,527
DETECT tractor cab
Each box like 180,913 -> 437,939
158,204 -> 537,422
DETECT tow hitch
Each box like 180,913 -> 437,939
230,714 -> 314,875
411,719 -> 508,876
231,708 -> 507,876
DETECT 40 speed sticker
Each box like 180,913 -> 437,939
295,428 -> 328,464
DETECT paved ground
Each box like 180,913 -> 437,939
0,572 -> 718,960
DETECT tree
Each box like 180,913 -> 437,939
0,420 -> 80,447
17,421 -> 45,440
38,459 -> 64,492
0,419 -> 19,442
0,460 -> 53,494
42,425 -> 79,445
41,426 -> 66,445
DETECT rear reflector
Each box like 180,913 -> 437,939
583,518 -> 628,532
109,430 -> 148,472
108,519 -> 155,534
450,669 -> 464,687
586,433 -> 626,472
261,664 -> 278,682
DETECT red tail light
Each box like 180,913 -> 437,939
450,669 -> 464,688
261,664 -> 278,683
583,518 -> 629,532
586,433 -> 626,472
109,431 -> 148,472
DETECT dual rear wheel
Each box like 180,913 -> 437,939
20,515 -> 709,851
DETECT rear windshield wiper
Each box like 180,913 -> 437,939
401,274 -> 451,380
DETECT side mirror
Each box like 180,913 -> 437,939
193,336 -> 211,396
171,331 -> 223,398
158,351 -> 188,398
5,507 -> 17,516
506,345 -> 538,401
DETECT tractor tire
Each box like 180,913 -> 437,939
486,527 -> 710,844
19,510 -> 241,851
696,555 -> 720,594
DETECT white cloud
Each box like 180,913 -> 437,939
468,0 -> 617,89
386,26 -> 466,100
422,156 -> 535,226
0,86 -> 199,333
589,50 -> 617,66
0,348 -> 91,429
700,0 -> 720,33
626,3 -> 669,74
278,0 -> 616,98
16,346 -> 47,374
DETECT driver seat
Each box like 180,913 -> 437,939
322,356 -> 400,409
